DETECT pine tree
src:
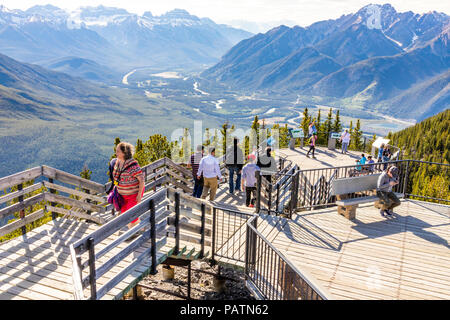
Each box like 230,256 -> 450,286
300,107 -> 311,137
221,121 -> 229,156
251,116 -> 260,148
136,139 -> 143,153
351,119 -> 363,151
323,108 -> 333,140
134,134 -> 171,166
80,164 -> 92,180
111,137 -> 121,160
204,128 -> 211,147
332,110 -> 342,134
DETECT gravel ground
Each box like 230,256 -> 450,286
127,261 -> 256,300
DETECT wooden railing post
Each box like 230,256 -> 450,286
17,183 -> 26,235
150,199 -> 157,275
200,203 -> 206,258
48,178 -> 57,220
87,237 -> 97,300
174,192 -> 180,255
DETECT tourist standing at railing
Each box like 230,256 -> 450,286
241,154 -> 261,208
111,142 -> 145,230
377,143 -> 385,162
306,134 -> 317,158
340,130 -> 351,154
367,155 -> 375,172
197,147 -> 222,201
382,147 -> 391,170
187,145 -> 204,198
376,165 -> 401,217
225,137 -> 244,195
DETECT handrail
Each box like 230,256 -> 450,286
245,215 -> 332,300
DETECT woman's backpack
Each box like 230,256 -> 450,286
107,159 -> 135,211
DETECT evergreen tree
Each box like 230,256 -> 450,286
332,110 -> 342,134
244,135 -> 250,158
136,138 -> 143,153
323,108 -> 333,141
80,164 -> 92,180
351,119 -> 363,151
134,134 -> 171,166
111,137 -> 121,160
204,128 -> 211,147
300,107 -> 311,137
250,116 -> 260,149
221,121 -> 229,156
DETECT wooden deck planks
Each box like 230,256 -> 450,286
278,199 -> 450,300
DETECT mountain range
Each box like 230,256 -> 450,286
202,3 -> 450,121
0,4 -> 252,72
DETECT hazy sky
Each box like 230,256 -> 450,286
2,0 -> 449,32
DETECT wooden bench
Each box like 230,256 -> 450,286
331,174 -> 386,220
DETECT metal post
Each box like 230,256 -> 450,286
150,199 -> 157,275
403,160 -> 410,198
174,192 -> 180,255
267,183 -> 273,214
87,237 -> 97,300
200,203 -> 206,258
187,262 -> 191,299
211,207 -> 217,264
256,171 -> 262,213
275,183 -> 280,215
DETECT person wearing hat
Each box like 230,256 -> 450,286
376,165 -> 401,217
241,154 -> 261,207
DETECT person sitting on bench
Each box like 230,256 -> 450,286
376,165 -> 401,217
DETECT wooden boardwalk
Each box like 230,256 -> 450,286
1,176 -> 448,300
0,201 -> 172,300
270,199 -> 450,300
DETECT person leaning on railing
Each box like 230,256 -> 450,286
376,165 -> 401,217
197,147 -> 222,201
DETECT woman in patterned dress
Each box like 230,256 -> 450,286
112,142 -> 145,229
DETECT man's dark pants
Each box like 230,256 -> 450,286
193,176 -> 204,198
245,187 -> 257,207
376,191 -> 401,211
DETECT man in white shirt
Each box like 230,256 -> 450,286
197,147 -> 222,201
340,130 -> 351,154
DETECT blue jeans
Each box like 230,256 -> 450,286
228,167 -> 241,193
342,142 -> 349,153
193,176 -> 203,198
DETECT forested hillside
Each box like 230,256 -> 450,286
388,109 -> 449,203
388,109 -> 449,163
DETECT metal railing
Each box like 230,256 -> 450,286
296,159 -> 450,210
244,215 -> 331,300
211,205 -> 255,266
